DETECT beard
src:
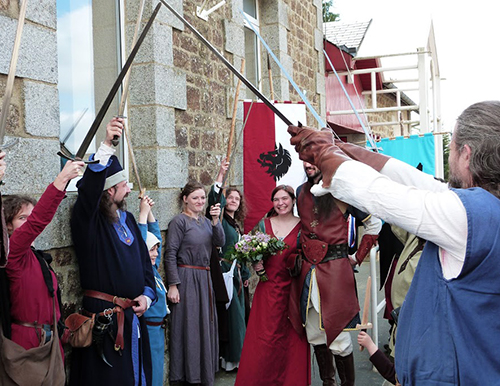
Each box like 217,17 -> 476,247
307,172 -> 322,185
116,198 -> 127,211
448,174 -> 462,189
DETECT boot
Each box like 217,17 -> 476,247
334,353 -> 355,386
314,344 -> 338,386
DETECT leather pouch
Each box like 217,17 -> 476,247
65,313 -> 95,348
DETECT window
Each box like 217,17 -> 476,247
243,0 -> 261,99
57,0 -> 125,161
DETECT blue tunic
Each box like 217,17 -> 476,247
70,156 -> 156,386
396,188 -> 500,385
139,220 -> 169,386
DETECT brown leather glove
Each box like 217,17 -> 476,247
334,139 -> 390,172
288,125 -> 352,187
355,234 -> 378,264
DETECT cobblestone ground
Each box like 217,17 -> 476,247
214,259 -> 393,386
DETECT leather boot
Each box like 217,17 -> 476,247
334,353 -> 355,386
314,344 -> 338,386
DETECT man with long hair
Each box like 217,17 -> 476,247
288,100 -> 500,385
69,118 -> 156,386
290,161 -> 381,386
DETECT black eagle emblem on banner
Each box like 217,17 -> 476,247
257,143 -> 292,181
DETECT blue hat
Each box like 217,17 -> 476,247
103,155 -> 127,190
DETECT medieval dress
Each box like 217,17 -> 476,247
6,184 -> 64,357
208,185 -> 249,370
139,220 -> 169,386
70,155 -> 156,386
235,218 -> 311,386
165,213 -> 225,386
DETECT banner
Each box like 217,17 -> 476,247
377,133 -> 436,175
243,101 -> 307,233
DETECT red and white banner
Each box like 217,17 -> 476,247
243,101 -> 307,233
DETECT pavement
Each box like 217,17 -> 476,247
214,259 -> 393,386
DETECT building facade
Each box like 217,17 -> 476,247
0,0 -> 325,379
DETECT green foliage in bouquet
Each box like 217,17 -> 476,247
228,231 -> 288,281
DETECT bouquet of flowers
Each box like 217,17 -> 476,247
229,231 -> 288,281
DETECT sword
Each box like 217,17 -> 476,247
356,275 -> 373,341
0,0 -> 28,150
59,108 -> 88,159
59,2 -> 161,162
111,0 -> 146,147
158,0 -> 298,128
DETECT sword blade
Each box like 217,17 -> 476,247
0,0 -> 28,146
158,0 -> 294,127
61,108 -> 88,146
74,2 -> 161,159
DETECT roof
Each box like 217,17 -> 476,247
323,20 -> 372,55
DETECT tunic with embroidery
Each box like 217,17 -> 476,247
165,213 -> 225,386
69,157 -> 156,386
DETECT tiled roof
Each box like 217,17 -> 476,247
324,20 -> 371,55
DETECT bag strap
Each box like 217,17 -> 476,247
32,248 -> 55,298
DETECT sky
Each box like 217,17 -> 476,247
331,0 -> 500,132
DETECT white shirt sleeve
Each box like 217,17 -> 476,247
362,214 -> 382,236
94,142 -> 116,166
329,160 -> 467,279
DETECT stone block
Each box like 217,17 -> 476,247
316,71 -> 325,96
316,6 -> 323,29
312,0 -> 323,11
2,137 -> 60,195
261,0 -> 289,30
0,16 -> 57,83
24,80 -> 59,137
126,0 -> 184,32
230,0 -> 244,22
129,105 -> 176,147
126,21 -> 173,66
224,20 -> 244,57
157,148 -> 188,188
26,0 -> 56,29
129,63 -> 187,110
314,27 -> 323,52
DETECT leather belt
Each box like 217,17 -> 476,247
177,264 -> 214,321
177,264 -> 210,270
12,320 -> 53,344
323,243 -> 348,262
302,242 -> 348,264
145,320 -> 166,329
84,289 -> 137,351
12,320 -> 52,329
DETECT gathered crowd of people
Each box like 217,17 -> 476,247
1,100 -> 500,386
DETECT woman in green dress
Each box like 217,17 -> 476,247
208,159 -> 249,371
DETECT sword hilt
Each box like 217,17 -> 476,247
111,115 -> 127,147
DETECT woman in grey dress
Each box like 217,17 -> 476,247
166,181 -> 225,385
